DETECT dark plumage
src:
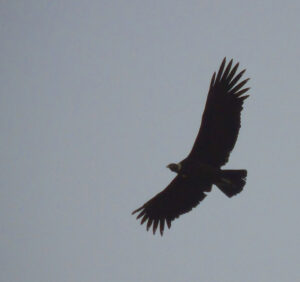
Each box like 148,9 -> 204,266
132,58 -> 250,235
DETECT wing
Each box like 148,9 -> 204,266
187,58 -> 250,167
132,176 -> 209,235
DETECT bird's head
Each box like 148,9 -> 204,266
166,163 -> 182,173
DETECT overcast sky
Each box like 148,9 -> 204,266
1,1 -> 300,282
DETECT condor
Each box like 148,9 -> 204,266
133,58 -> 250,235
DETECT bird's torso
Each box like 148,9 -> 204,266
179,159 -> 221,182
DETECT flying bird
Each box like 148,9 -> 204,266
132,58 -> 250,235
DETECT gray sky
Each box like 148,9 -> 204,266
1,1 -> 300,282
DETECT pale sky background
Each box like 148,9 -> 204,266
1,1 -> 300,282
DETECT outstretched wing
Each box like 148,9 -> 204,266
187,58 -> 250,167
132,176 -> 209,235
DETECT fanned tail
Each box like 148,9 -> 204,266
216,169 -> 247,197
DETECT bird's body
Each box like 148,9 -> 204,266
179,160 -> 221,179
133,58 -> 250,235
170,160 -> 220,186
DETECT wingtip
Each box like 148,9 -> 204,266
132,206 -> 143,215
241,94 -> 250,100
146,219 -> 153,231
141,214 -> 148,225
153,220 -> 159,235
210,72 -> 216,88
136,210 -> 146,219
216,58 -> 227,81
160,229 -> 164,236
166,219 -> 171,229
234,87 -> 250,98
159,219 -> 165,236
221,59 -> 234,81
